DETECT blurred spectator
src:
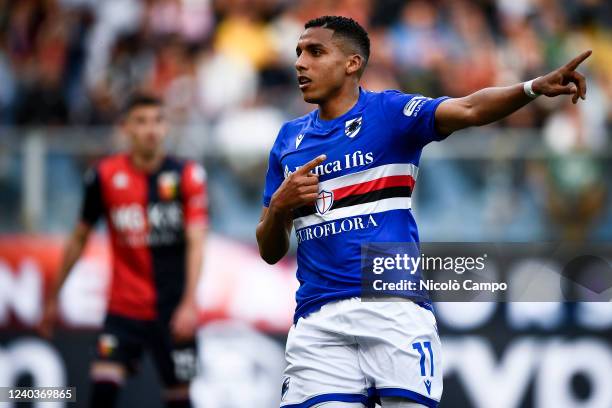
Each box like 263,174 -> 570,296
0,0 -> 610,240
0,0 -> 608,129
0,33 -> 16,123
541,94 -> 608,241
15,13 -> 69,125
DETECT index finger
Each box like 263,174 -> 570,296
565,50 -> 592,71
297,154 -> 327,175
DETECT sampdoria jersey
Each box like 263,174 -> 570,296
263,88 -> 450,323
81,154 -> 208,322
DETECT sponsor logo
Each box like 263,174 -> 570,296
111,204 -> 145,232
295,214 -> 378,242
315,190 -> 334,215
284,150 -> 374,179
295,133 -> 305,149
345,116 -> 362,138
111,202 -> 183,233
148,202 -> 182,230
403,96 -> 431,117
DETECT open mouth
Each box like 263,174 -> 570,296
298,76 -> 312,89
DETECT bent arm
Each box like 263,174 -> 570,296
256,154 -> 326,264
256,205 -> 292,265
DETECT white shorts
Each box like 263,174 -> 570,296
280,298 -> 442,408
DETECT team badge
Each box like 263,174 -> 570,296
315,190 -> 334,215
98,334 -> 118,358
281,377 -> 290,401
158,171 -> 178,200
345,116 -> 362,138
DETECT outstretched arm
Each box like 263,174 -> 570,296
435,50 -> 591,136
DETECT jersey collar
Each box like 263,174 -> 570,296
312,87 -> 367,130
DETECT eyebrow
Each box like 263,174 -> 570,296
296,42 -> 326,54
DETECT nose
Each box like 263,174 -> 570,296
295,53 -> 307,72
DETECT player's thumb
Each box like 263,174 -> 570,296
559,83 -> 578,95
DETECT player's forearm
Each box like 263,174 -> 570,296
51,223 -> 90,298
182,227 -> 205,304
256,204 -> 291,265
462,83 -> 534,127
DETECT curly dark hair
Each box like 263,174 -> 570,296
305,16 -> 370,73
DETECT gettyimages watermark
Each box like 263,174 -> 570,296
360,243 -> 612,302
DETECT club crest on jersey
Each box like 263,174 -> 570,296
158,171 -> 178,200
98,334 -> 118,357
345,116 -> 362,138
315,190 -> 334,215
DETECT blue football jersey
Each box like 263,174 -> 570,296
263,88 -> 450,322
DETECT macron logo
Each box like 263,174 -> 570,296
296,133 -> 305,149
424,379 -> 432,395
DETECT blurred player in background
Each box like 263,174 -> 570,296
256,16 -> 590,408
39,94 -> 208,408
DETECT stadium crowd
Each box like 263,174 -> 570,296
1,0 -> 611,128
0,0 -> 611,240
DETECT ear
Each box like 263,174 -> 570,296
346,54 -> 364,76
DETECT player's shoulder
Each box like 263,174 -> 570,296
375,89 -> 426,104
164,156 -> 207,185
97,153 -> 126,168
91,153 -> 128,178
282,111 -> 314,135
272,111 -> 316,151
376,89 -> 445,118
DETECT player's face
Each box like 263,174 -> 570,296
122,105 -> 167,158
295,27 -> 351,104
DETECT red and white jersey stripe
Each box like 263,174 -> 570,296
293,163 -> 418,230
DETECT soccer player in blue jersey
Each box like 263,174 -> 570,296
256,15 -> 590,408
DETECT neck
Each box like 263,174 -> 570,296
318,84 -> 360,120
130,150 -> 164,173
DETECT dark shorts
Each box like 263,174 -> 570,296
94,314 -> 198,387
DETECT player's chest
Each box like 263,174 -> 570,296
281,114 -> 403,180
100,169 -> 183,232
